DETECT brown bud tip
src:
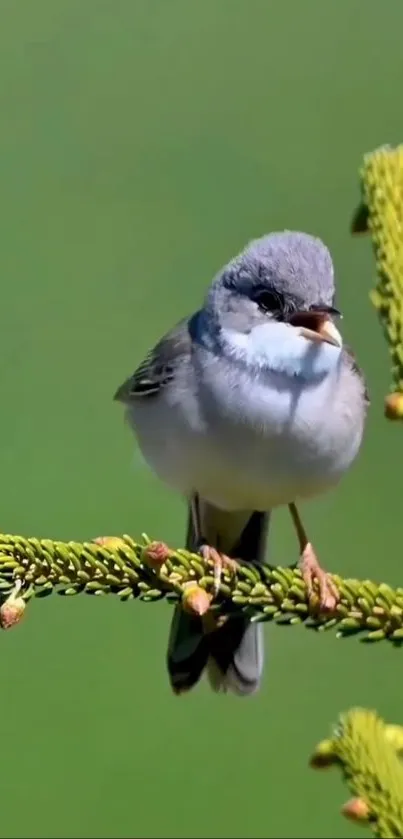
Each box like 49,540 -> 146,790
93,536 -> 125,550
0,584 -> 26,630
384,392 -> 403,420
182,584 -> 212,616
143,541 -> 170,569
341,797 -> 370,823
309,739 -> 338,769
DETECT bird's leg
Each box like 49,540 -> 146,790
200,545 -> 238,598
288,502 -> 339,611
190,495 -> 238,598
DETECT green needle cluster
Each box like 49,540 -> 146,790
311,709 -> 403,837
352,144 -> 403,416
1,532 -> 403,643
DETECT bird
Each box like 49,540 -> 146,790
114,230 -> 369,697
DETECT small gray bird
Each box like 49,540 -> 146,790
114,231 -> 369,696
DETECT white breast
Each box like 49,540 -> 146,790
128,345 -> 365,512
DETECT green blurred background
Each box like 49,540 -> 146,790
0,1 -> 402,836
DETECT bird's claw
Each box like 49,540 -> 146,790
299,543 -> 339,612
199,545 -> 238,596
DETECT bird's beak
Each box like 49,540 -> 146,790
288,308 -> 343,348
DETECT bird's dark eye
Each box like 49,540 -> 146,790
254,289 -> 285,317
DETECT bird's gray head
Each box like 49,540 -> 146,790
203,231 -> 343,379
207,231 -> 337,325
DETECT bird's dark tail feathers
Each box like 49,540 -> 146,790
166,500 -> 270,696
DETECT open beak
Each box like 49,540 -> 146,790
288,307 -> 343,348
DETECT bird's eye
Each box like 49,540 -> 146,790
254,289 -> 285,316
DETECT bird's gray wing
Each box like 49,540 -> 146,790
114,316 -> 193,401
344,344 -> 370,407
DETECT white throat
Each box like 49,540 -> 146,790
220,321 -> 343,381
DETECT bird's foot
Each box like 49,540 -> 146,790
199,545 -> 238,597
299,542 -> 339,612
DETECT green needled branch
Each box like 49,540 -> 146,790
352,143 -> 403,419
0,532 -> 403,643
311,709 -> 403,837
